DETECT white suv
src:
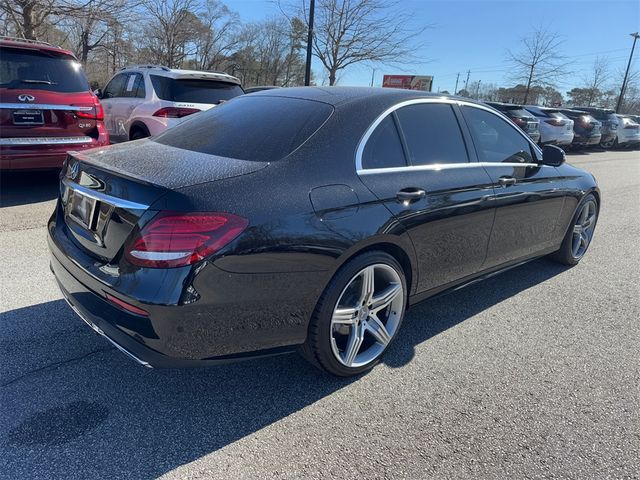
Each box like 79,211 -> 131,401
98,65 -> 243,142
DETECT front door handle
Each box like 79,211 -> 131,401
498,176 -> 517,187
397,188 -> 426,203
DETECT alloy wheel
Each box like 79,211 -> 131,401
330,264 -> 404,368
572,200 -> 597,259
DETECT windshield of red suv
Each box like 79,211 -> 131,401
150,75 -> 244,104
0,48 -> 90,93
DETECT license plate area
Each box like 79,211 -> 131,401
13,109 -> 44,125
68,190 -> 98,230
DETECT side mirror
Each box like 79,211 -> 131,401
541,144 -> 565,166
93,88 -> 103,99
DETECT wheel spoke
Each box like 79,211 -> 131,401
582,214 -> 596,230
573,224 -> 582,234
365,314 -> 392,346
370,282 -> 402,313
359,266 -> 375,305
332,307 -> 359,325
343,324 -> 364,366
579,205 -> 589,224
572,232 -> 581,253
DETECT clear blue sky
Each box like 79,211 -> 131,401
231,0 -> 640,94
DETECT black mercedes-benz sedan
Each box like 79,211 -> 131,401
48,87 -> 600,376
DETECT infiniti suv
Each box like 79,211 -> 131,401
0,36 -> 109,170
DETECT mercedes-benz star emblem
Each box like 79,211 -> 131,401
18,94 -> 35,102
69,161 -> 80,179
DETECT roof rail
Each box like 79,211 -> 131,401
0,35 -> 60,49
120,64 -> 171,72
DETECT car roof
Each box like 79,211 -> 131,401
120,65 -> 241,85
0,36 -> 76,59
248,86 -> 478,108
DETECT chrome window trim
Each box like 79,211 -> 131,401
0,136 -> 94,146
62,177 -> 149,210
359,162 -> 549,175
355,98 -> 543,174
0,103 -> 93,111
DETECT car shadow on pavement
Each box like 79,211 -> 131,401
0,170 -> 60,207
0,257 -> 567,478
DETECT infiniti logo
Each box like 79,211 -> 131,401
18,94 -> 35,102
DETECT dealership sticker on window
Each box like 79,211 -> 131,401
126,75 -> 136,92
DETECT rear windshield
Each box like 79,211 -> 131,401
154,96 -> 334,162
544,110 -> 570,120
505,108 -> 533,119
0,48 -> 89,93
150,75 -> 243,104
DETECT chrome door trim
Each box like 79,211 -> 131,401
0,136 -> 94,146
62,177 -> 149,210
1,103 -> 93,111
355,98 -> 543,175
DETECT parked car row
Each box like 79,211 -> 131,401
486,100 -> 640,150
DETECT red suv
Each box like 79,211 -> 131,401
0,37 -> 109,170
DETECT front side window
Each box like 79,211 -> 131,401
395,103 -> 468,165
361,115 -> 407,169
103,73 -> 127,98
462,106 -> 534,164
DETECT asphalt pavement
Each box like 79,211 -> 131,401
1,150 -> 639,479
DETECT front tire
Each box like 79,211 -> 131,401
300,251 -> 407,376
550,194 -> 599,266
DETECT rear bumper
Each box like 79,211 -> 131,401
572,134 -> 602,146
0,129 -> 109,170
47,208 -> 318,367
49,251 -> 299,368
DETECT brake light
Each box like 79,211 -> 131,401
152,107 -> 200,118
125,212 -> 248,268
544,118 -> 565,127
74,101 -> 104,121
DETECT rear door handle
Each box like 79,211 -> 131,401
498,176 -> 517,187
397,188 -> 426,202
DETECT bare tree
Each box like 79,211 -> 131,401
0,0 -> 60,39
578,56 -> 609,106
507,27 -> 570,104
191,0 -> 239,71
291,0 -> 427,86
140,0 -> 200,68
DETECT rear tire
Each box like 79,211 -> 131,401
130,126 -> 150,141
299,251 -> 407,376
550,193 -> 599,266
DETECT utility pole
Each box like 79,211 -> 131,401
454,72 -> 460,94
464,70 -> 471,91
304,0 -> 315,86
370,68 -> 376,87
616,32 -> 640,113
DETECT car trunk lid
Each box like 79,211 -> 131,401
61,140 -> 267,262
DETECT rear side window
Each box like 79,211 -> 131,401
0,48 -> 89,93
150,75 -> 243,104
462,106 -> 534,164
154,96 -> 333,162
395,103 -> 468,165
362,115 -> 407,169
123,73 -> 145,98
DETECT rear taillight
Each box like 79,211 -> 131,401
152,107 -> 200,118
125,212 -> 248,268
544,118 -> 565,127
74,101 -> 104,121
